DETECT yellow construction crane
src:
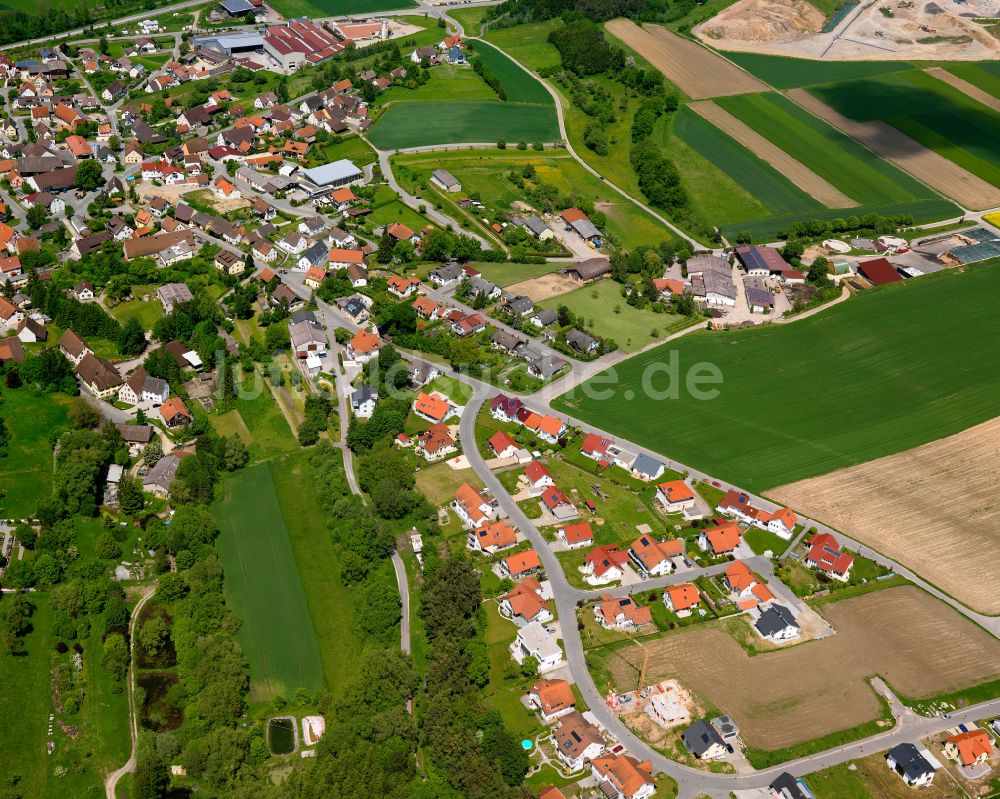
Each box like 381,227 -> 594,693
634,636 -> 651,693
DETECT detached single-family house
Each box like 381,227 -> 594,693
886,744 -> 939,787
452,482 -> 497,528
413,391 -> 456,424
754,604 -> 799,642
594,594 -> 651,631
540,485 -> 576,521
345,329 -> 382,363
590,755 -> 655,799
629,535 -> 681,577
724,561 -> 774,609
944,730 -> 993,768
416,423 -> 457,462
663,583 -> 701,616
682,720 -> 727,761
59,329 -> 92,364
491,394 -> 524,423
582,545 -> 629,585
500,549 -> 542,580
350,384 -> 378,419
468,520 -> 518,556
630,453 -> 665,482
655,480 -> 696,513
553,712 -> 605,772
804,533 -> 853,581
697,521 -> 742,557
510,621 -> 563,673
501,577 -> 552,625
528,679 -> 575,723
557,522 -> 593,550
580,432 -> 613,462
76,353 -> 123,398
118,368 -> 169,409
523,461 -> 554,492
143,453 -> 182,497
488,430 -> 519,459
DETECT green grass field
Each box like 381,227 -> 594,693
232,387 -> 298,462
483,18 -> 563,72
471,39 -> 552,104
268,0 -> 415,18
304,134 -> 376,169
369,100 -> 559,149
109,295 -> 163,331
270,451 -> 364,696
471,260 -> 564,286
723,52 -> 916,89
945,61 -> 1000,100
674,105 -> 822,216
811,69 -> 1000,189
1,388 -> 70,518
553,259 -> 1000,491
212,463 -> 325,700
540,280 -> 698,352
368,43 -> 558,149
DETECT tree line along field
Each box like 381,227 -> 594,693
552,258 -> 1000,492
368,42 -> 559,149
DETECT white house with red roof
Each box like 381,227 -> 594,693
594,594 -> 652,631
452,483 -> 496,528
804,533 -> 853,581
655,480 -> 696,513
698,521 -> 742,556
557,522 -> 593,550
580,431 -> 613,462
591,754 -> 655,799
523,461 -> 554,492
663,583 -> 701,617
500,549 -> 542,580
468,520 -> 518,556
629,534 -> 681,577
488,430 -> 518,458
528,679 -> 576,723
582,545 -> 629,585
723,561 -> 774,609
540,485 -> 577,521
501,577 -> 552,626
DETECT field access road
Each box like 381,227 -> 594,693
104,585 -> 156,799
455,387 -> 1000,798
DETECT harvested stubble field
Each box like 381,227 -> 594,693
506,272 -> 582,302
608,587 -> 1000,750
688,100 -> 855,208
605,19 -> 768,99
772,416 -> 1000,615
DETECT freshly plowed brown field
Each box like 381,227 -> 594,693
610,587 -> 1000,749
606,19 -> 768,99
788,87 -> 1000,209
689,100 -> 856,207
772,416 -> 1000,614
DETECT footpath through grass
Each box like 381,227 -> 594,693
212,462 -> 325,700
553,259 -> 1000,491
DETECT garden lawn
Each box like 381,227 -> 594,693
270,451 -> 363,695
414,460 -> 481,506
109,294 -> 163,330
480,602 -> 545,741
233,384 -> 298,462
539,280 -> 697,352
810,69 -> 1000,189
553,259 -> 1000,491
0,388 -> 70,517
212,462 -> 325,700
368,101 -> 559,149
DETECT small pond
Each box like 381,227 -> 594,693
268,717 -> 296,755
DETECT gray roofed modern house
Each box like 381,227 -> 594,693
351,384 -> 377,409
289,309 -> 318,325
521,214 -> 550,238
769,772 -> 811,799
565,328 -> 598,354
156,283 -> 194,311
409,360 -> 438,385
466,275 -> 499,298
429,262 -> 464,285
143,454 -> 182,494
491,329 -> 524,353
754,604 -> 799,639
528,353 -> 566,381
505,296 -> 534,316
300,240 -> 328,268
530,308 -> 558,328
682,720 -> 725,759
300,159 -> 363,188
341,297 -> 368,321
631,453 -> 664,480
430,169 -> 461,192
886,743 -> 937,785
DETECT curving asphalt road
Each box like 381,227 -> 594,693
456,387 -> 1000,798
